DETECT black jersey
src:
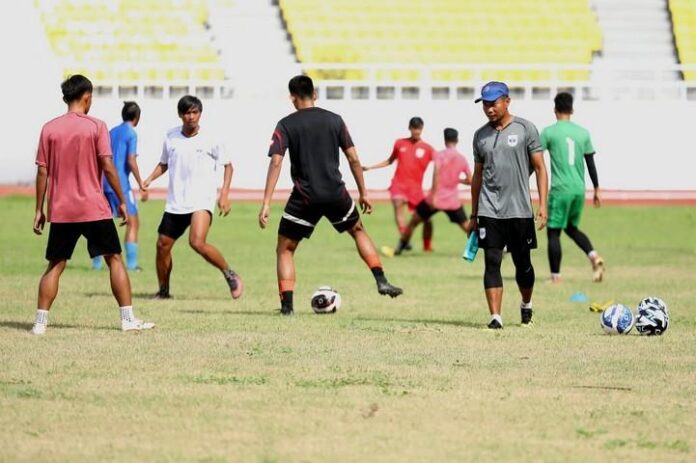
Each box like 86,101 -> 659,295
268,107 -> 354,203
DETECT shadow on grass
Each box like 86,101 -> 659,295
355,316 -> 482,329
84,291 -> 231,302
177,309 -> 281,317
0,320 -> 114,331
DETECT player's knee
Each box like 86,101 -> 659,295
189,236 -> 206,253
348,220 -> 364,235
483,249 -> 504,288
156,237 -> 172,253
103,254 -> 123,267
276,237 -> 298,255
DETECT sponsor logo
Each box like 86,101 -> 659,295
400,147 -> 407,152
507,134 -> 518,147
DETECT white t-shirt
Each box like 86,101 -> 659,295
160,126 -> 231,214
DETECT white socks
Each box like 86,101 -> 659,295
588,250 -> 598,260
491,314 -> 503,324
521,301 -> 533,310
120,306 -> 135,321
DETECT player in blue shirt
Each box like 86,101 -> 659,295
92,101 -> 147,271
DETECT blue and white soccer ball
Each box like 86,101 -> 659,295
310,286 -> 341,314
600,304 -> 635,335
635,297 -> 669,336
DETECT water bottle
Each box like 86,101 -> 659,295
462,232 -> 479,262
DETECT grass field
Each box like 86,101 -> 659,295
1,195 -> 695,462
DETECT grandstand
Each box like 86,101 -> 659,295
280,0 -> 602,82
671,0 -> 696,80
35,0 -> 226,83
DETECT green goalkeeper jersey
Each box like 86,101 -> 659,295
540,120 -> 595,195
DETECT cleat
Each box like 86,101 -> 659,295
30,324 -> 46,336
152,289 -> 171,300
377,281 -> 403,298
521,308 -> 533,325
592,257 -> 605,282
225,270 -> 243,299
121,318 -> 155,332
487,318 -> 503,330
279,306 -> 294,316
380,245 -> 395,258
403,242 -> 412,251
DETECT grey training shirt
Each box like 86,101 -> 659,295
472,116 -> 542,219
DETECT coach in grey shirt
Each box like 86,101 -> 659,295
466,81 -> 548,329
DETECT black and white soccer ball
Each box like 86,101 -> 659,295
600,304 -> 634,335
635,297 -> 669,336
310,286 -> 341,314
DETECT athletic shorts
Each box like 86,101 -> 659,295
389,182 -> 424,211
415,200 -> 467,224
45,219 -> 121,261
548,193 -> 584,229
279,189 -> 360,241
157,211 -> 212,240
477,216 -> 537,251
105,189 -> 138,217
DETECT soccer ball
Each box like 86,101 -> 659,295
600,304 -> 634,335
310,286 -> 341,314
635,297 -> 669,336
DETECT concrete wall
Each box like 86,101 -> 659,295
8,95 -> 694,192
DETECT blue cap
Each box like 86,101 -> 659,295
475,81 -> 509,103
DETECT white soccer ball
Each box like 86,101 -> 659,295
600,304 -> 634,335
310,286 -> 341,314
635,297 -> 669,336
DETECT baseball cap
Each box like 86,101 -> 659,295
474,81 -> 509,103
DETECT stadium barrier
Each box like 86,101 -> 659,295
86,63 -> 696,102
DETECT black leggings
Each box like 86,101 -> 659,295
484,248 -> 535,289
547,226 -> 594,273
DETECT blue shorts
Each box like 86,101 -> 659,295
105,190 -> 138,217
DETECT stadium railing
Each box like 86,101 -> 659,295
88,63 -> 696,102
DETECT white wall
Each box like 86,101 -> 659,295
5,93 -> 696,191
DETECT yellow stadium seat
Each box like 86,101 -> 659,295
280,0 -> 602,82
671,0 -> 696,80
36,0 -> 226,82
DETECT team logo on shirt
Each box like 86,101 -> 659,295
507,135 -> 518,147
415,148 -> 425,158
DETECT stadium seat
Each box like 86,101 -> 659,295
35,0 -> 227,83
670,0 -> 696,80
279,0 -> 602,82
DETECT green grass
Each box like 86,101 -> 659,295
1,195 -> 695,462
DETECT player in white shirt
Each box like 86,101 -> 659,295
144,95 -> 243,299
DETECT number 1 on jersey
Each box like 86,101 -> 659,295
565,137 -> 576,166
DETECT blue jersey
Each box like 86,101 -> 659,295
103,122 -> 137,193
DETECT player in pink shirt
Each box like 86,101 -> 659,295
363,117 -> 436,251
393,128 -> 472,255
31,75 -> 154,335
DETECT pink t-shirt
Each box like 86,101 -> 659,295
35,112 -> 113,223
429,148 -> 472,211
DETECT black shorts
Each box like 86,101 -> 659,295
279,189 -> 360,241
45,219 -> 121,261
157,211 -> 212,240
477,216 -> 537,251
415,200 -> 467,224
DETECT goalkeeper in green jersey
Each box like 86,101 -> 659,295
540,92 -> 604,283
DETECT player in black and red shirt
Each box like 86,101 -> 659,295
259,75 -> 402,315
